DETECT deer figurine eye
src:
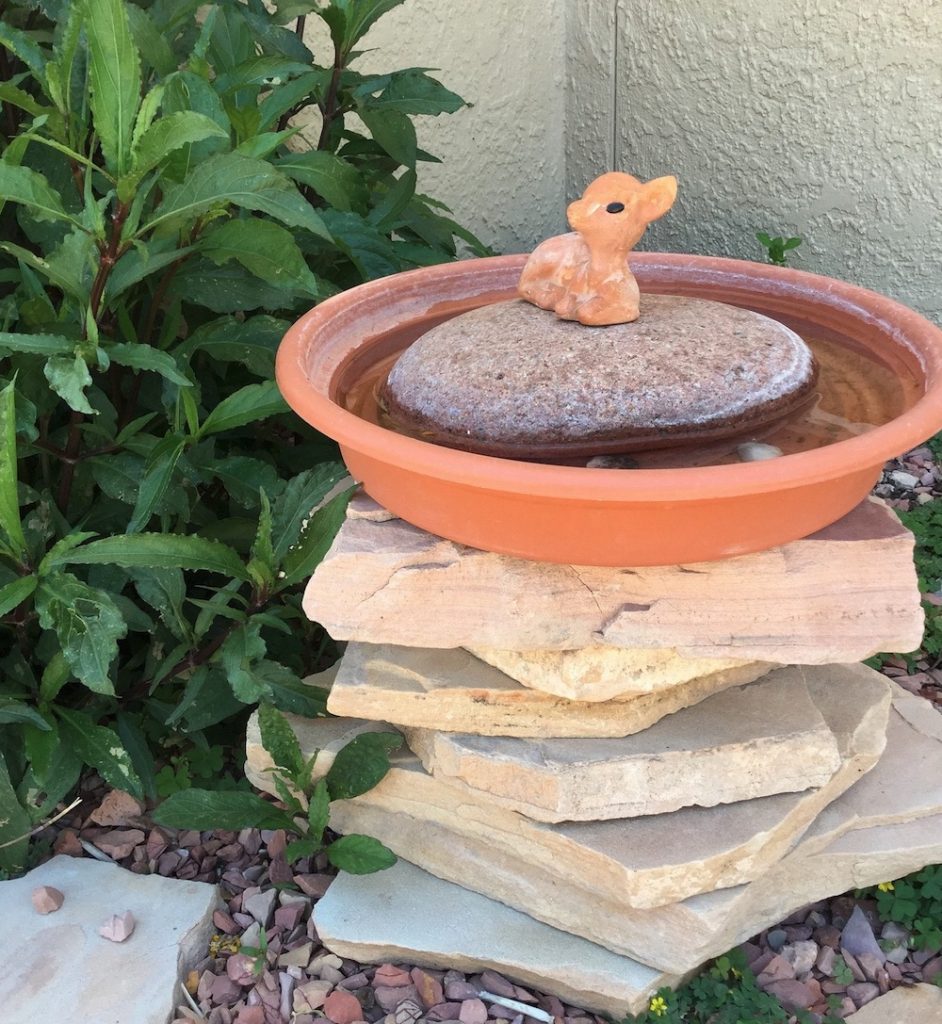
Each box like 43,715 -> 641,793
606,202 -> 625,213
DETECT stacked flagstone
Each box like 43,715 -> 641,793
246,492 -> 942,1016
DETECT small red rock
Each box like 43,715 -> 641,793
94,829 -> 146,860
213,909 -> 241,935
459,999 -> 488,1024
375,964 -> 414,988
235,1008 -> 265,1024
226,953 -> 257,986
53,829 -> 83,857
89,790 -> 144,826
412,968 -> 445,1009
324,989 -> 362,1024
274,903 -> 305,931
31,885 -> 64,914
99,910 -> 136,942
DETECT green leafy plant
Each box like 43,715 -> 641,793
756,232 -> 802,267
830,955 -> 854,987
897,502 -> 942,662
0,0 -> 484,875
859,866 -> 942,952
154,705 -> 401,874
623,951 -> 835,1024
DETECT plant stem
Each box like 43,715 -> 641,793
316,39 -> 345,151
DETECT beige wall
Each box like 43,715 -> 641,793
303,2 -> 567,256
306,1 -> 942,322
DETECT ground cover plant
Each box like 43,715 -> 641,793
0,0 -> 486,875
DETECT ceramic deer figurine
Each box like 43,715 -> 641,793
518,171 -> 678,326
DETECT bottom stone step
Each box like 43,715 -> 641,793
313,858 -> 684,1017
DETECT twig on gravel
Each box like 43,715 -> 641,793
79,838 -> 115,862
179,981 -> 206,1018
0,797 -> 82,850
478,991 -> 554,1023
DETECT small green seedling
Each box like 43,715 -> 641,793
756,232 -> 803,266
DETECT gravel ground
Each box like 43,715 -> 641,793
32,446 -> 942,1024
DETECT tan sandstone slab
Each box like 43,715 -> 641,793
467,645 -> 757,701
306,494 -> 922,663
252,665 -> 890,916
313,859 -> 685,1017
327,643 -> 773,737
402,669 -> 842,821
845,983 -> 942,1023
330,686 -> 942,973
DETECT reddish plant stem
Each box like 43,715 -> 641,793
316,40 -> 345,151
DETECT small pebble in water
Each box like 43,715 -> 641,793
737,441 -> 783,462
586,454 -> 640,469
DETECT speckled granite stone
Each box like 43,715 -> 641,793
382,296 -> 817,458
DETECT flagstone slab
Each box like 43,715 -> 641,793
402,668 -> 842,821
467,645 -> 757,701
313,859 -> 685,1017
329,686 -> 942,973
327,643 -> 773,737
284,666 -> 891,914
839,982 -> 942,1022
306,494 -> 921,663
0,855 -> 219,1024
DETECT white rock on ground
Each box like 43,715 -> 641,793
401,668 -> 842,821
306,494 -> 922,662
0,855 -> 218,1024
314,858 -> 686,1017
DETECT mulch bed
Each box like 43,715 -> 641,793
32,445 -> 942,1024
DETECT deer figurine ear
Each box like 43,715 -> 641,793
639,175 -> 678,223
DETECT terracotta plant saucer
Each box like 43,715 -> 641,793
276,253 -> 942,565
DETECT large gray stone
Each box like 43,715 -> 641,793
0,856 -> 219,1024
327,643 -> 772,737
402,668 -> 842,821
314,859 -> 685,1017
306,494 -> 921,662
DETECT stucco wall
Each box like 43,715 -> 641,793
302,2 -> 567,256
300,1 -> 941,321
602,0 -> 942,322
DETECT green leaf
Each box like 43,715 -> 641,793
0,162 -> 82,227
200,219 -> 323,298
126,5 -> 177,77
129,567 -> 189,640
145,152 -> 331,240
219,621 -> 269,702
0,699 -> 50,729
44,354 -> 95,415
35,572 -> 127,695
361,68 -> 465,116
264,664 -> 329,718
214,55 -> 312,94
0,379 -> 27,560
104,343 -> 192,387
326,731 -> 401,801
307,778 -> 330,842
37,531 -> 98,575
249,490 -> 275,586
153,789 -> 295,830
0,332 -> 75,356
257,69 -> 328,131
169,259 -> 305,314
176,315 -> 287,376
127,436 -> 187,534
82,0 -> 142,176
39,651 -> 71,704
0,22 -> 47,84
275,151 -> 368,213
210,456 -> 281,509
281,486 -> 353,587
0,575 -> 36,617
330,0 -> 406,53
369,168 -> 417,230
0,752 -> 31,874
48,534 -> 251,581
119,111 -> 229,202
272,463 -> 348,562
258,703 -> 304,777
56,708 -> 143,799
322,209 -> 400,280
358,106 -> 417,168
115,711 -> 158,801
327,833 -> 397,874
198,380 -> 289,438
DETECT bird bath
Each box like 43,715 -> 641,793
277,181 -> 942,566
